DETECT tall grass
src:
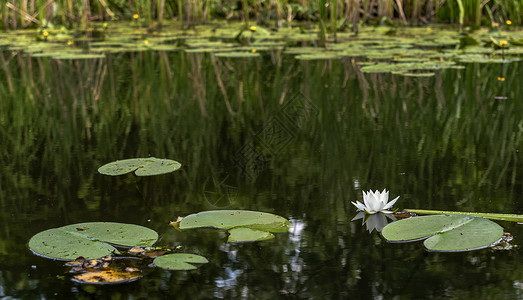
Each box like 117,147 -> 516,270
1,0 -> 521,30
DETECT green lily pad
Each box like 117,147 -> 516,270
98,157 -> 182,176
227,227 -> 274,243
381,215 -> 503,252
29,222 -> 158,260
179,210 -> 290,232
394,71 -> 436,77
153,253 -> 208,271
176,210 -> 290,243
214,51 -> 260,58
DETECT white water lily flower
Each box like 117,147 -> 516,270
351,189 -> 399,214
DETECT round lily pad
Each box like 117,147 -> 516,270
153,253 -> 209,271
178,210 -> 291,232
381,215 -> 503,252
98,157 -> 182,176
214,51 -> 260,58
29,222 -> 159,260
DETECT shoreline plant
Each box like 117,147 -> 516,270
1,0 -> 521,31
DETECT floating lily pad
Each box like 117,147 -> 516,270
179,210 -> 290,232
394,71 -> 435,77
29,222 -> 158,260
98,157 -> 182,176
295,52 -> 345,60
214,51 -> 260,58
381,215 -> 503,252
176,210 -> 290,243
153,253 -> 208,270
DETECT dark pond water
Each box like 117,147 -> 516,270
0,48 -> 522,299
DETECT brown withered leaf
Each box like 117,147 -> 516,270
128,247 -> 146,255
144,250 -> 168,258
72,269 -> 143,284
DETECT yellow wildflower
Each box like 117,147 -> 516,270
42,30 -> 49,37
506,20 -> 512,25
498,76 -> 505,81
249,25 -> 257,32
251,49 -> 256,53
133,13 -> 139,20
499,40 -> 508,46
143,40 -> 149,45
67,40 -> 73,46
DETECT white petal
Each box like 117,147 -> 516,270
362,191 -> 373,211
351,201 -> 367,211
380,189 -> 389,204
382,196 -> 400,210
366,191 -> 381,212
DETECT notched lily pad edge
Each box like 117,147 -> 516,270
97,157 -> 182,176
381,214 -> 507,252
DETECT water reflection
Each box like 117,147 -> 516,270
0,50 -> 522,298
351,212 -> 397,233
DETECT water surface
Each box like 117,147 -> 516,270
0,47 -> 521,298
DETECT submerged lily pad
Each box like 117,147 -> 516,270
381,215 -> 503,252
98,157 -> 182,176
176,210 -> 290,242
153,253 -> 209,270
227,227 -> 274,242
29,222 -> 158,260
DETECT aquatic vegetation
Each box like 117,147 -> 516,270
172,210 -> 291,243
98,157 -> 182,176
28,222 -> 209,284
214,51 -> 260,58
351,189 -> 399,214
381,215 -> 504,252
1,0 -> 522,31
2,22 -> 520,75
153,253 -> 209,271
405,209 -> 523,222
29,222 -> 159,260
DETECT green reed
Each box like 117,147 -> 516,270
1,0 -> 522,30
